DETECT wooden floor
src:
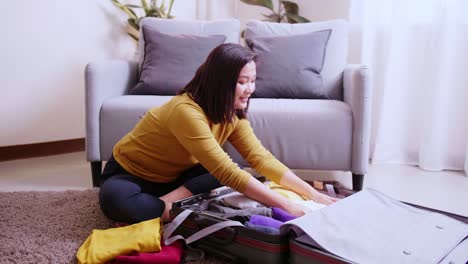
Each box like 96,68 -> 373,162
0,151 -> 467,217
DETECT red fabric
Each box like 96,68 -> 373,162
110,240 -> 183,264
113,222 -> 129,228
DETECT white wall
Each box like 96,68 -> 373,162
1,0 -> 349,147
196,0 -> 238,20
0,0 -> 197,146
299,0 -> 350,21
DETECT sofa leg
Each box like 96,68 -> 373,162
91,161 -> 102,187
352,173 -> 364,191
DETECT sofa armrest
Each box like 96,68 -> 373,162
85,60 -> 138,162
343,64 -> 372,174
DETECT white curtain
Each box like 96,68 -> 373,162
196,0 -> 238,20
350,0 -> 468,175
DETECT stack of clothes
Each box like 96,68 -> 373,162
76,218 -> 184,264
181,181 -> 328,235
76,181 -> 326,264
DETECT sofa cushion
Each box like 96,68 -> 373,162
137,18 -> 241,71
246,30 -> 331,99
100,95 -> 353,170
245,20 -> 348,100
130,26 -> 225,95
223,98 -> 353,170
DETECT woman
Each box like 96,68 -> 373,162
99,43 -> 338,224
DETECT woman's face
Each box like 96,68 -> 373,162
234,61 -> 256,110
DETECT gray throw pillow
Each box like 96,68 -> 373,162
130,26 -> 226,95
246,30 -> 331,99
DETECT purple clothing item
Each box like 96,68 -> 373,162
248,215 -> 283,229
245,222 -> 280,235
272,207 -> 297,222
109,240 -> 183,264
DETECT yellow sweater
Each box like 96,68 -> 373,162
113,93 -> 289,192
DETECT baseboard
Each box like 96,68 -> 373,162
0,138 -> 85,162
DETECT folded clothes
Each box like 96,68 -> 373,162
267,182 -> 308,201
208,202 -> 272,219
272,207 -> 297,222
221,192 -> 265,209
245,222 -> 280,235
249,215 -> 283,229
77,218 -> 162,264
109,240 -> 183,264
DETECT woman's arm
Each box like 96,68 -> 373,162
228,120 -> 338,205
279,170 -> 339,205
242,176 -> 308,217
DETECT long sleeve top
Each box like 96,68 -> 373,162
113,93 -> 289,192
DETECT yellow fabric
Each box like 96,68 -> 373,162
113,93 -> 288,192
267,181 -> 308,201
76,218 -> 162,264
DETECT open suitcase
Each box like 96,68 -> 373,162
169,181 -> 289,264
169,180 -> 468,264
288,204 -> 468,264
168,179 -> 351,263
287,183 -> 468,264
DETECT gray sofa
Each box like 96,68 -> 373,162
85,18 -> 371,191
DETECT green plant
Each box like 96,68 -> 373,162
240,0 -> 310,23
111,0 -> 175,41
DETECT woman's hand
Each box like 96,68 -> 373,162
279,171 -> 342,206
285,193 -> 339,217
311,192 -> 339,205
284,202 -> 312,217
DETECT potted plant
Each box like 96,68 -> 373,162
240,0 -> 310,23
111,0 -> 175,41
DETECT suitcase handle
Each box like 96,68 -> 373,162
193,214 -> 239,245
164,209 -> 244,246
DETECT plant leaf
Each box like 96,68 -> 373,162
240,0 -> 274,11
111,0 -> 138,20
126,8 -> 138,20
167,0 -> 175,18
281,0 -> 298,15
141,0 -> 149,13
262,13 -> 281,22
127,32 -> 139,41
136,17 -> 143,26
128,18 -> 140,31
124,4 -> 142,8
281,0 -> 299,23
285,13 -> 310,23
154,8 -> 165,18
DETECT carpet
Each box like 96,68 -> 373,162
0,189 -> 223,264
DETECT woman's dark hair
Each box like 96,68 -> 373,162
179,43 -> 256,124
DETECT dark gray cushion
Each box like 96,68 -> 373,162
246,30 -> 331,99
130,26 -> 226,95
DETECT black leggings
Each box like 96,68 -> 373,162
99,156 -> 222,223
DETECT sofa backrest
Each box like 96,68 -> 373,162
245,20 -> 348,100
138,18 -> 241,69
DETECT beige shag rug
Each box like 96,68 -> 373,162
0,189 -> 222,264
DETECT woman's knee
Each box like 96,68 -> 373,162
99,176 -> 165,223
183,172 -> 223,195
